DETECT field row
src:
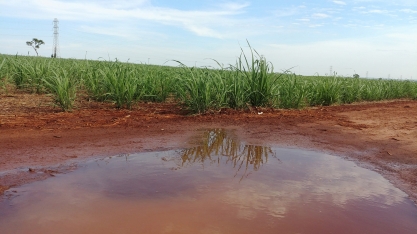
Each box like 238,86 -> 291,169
1,52 -> 416,113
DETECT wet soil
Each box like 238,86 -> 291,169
1,89 -> 417,203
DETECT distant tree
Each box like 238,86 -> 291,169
353,74 -> 360,78
26,38 -> 45,56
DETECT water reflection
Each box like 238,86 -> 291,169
1,130 -> 417,233
177,129 -> 276,180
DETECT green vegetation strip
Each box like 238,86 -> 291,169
0,50 -> 416,113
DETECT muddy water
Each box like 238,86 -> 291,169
1,129 -> 417,234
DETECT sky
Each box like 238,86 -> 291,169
0,0 -> 416,79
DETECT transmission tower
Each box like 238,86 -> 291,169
329,66 -> 333,76
52,18 -> 60,58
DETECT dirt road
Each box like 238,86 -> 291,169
1,92 -> 417,203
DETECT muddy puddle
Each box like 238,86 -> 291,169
1,129 -> 417,234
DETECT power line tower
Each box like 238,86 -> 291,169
52,18 -> 60,58
329,66 -> 333,76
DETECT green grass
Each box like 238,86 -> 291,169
95,61 -> 140,109
174,61 -> 228,113
275,74 -> 309,109
0,58 -> 9,94
232,43 -> 278,107
0,52 -> 416,113
42,68 -> 77,111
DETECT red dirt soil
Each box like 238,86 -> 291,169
1,90 -> 417,203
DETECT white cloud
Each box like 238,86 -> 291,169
0,0 -> 416,78
79,26 -> 133,38
87,0 -> 150,9
218,2 -> 250,11
312,13 -> 330,18
368,9 -> 388,14
184,25 -> 224,39
0,0 -> 250,39
353,0 -> 417,5
273,5 -> 306,17
353,6 -> 366,11
266,33 -> 417,78
221,153 -> 407,220
400,9 -> 417,14
333,1 -> 347,5
309,24 -> 323,28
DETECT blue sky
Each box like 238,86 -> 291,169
0,0 -> 416,78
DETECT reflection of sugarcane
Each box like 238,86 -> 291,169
177,129 -> 276,181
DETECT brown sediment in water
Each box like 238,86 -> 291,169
1,145 -> 416,234
0,91 -> 417,203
